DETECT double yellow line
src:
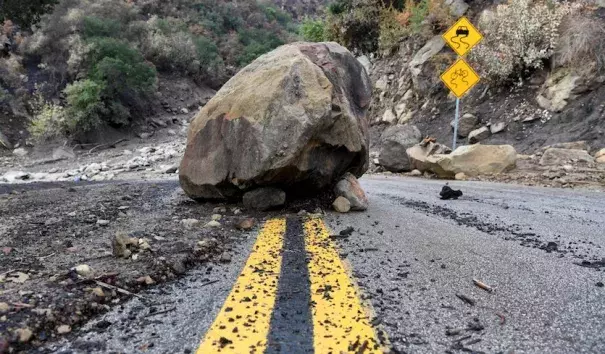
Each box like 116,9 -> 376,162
196,218 -> 384,354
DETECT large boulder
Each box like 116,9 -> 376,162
540,148 -> 595,166
432,144 -> 517,178
179,42 -> 371,200
378,124 -> 422,172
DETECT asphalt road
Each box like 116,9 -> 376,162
42,175 -> 605,354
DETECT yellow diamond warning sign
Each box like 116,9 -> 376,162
443,17 -> 483,57
440,58 -> 480,98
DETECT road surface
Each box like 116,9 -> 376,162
43,175 -> 605,354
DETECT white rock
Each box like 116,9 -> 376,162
181,218 -> 200,229
73,264 -> 92,277
97,219 -> 110,226
204,220 -> 221,228
181,108 -> 190,114
13,148 -> 28,157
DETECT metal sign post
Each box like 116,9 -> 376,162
453,98 -> 460,150
440,17 -> 483,150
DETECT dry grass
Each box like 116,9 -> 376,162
555,13 -> 605,73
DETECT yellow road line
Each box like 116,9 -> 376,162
304,218 -> 384,354
196,218 -> 286,354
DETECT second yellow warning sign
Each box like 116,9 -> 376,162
440,58 -> 480,99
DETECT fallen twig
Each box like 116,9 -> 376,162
95,280 -> 149,302
200,280 -> 219,287
11,302 -> 34,308
145,307 -> 176,318
472,278 -> 494,293
456,294 -> 476,306
37,253 -> 56,260
88,138 -> 127,154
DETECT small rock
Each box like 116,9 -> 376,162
56,325 -> 71,335
490,122 -> 507,134
196,238 -> 219,253
181,108 -> 189,114
211,214 -> 222,221
334,172 -> 369,211
235,218 -> 256,231
136,276 -> 156,285
220,253 -> 232,263
468,126 -> 490,144
213,207 -> 227,214
455,172 -> 467,181
13,148 -> 28,157
97,219 -> 110,226
597,282 -> 604,288
112,232 -> 137,258
410,169 -> 422,176
165,166 -> 178,174
16,328 -> 33,343
232,208 -> 242,215
91,287 -> 105,297
0,303 -> 9,313
74,264 -> 92,277
140,133 -> 151,139
332,196 -> 351,213
181,219 -> 200,229
205,220 -> 221,228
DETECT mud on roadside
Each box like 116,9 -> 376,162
0,180 -> 267,353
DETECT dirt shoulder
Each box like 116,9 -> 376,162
0,179 -> 268,353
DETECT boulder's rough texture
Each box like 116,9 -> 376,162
468,126 -> 490,144
378,124 -> 422,172
334,172 -> 368,211
332,196 -> 351,213
242,187 -> 286,211
435,144 -> 517,178
409,36 -> 445,77
540,148 -> 595,166
179,42 -> 371,200
536,69 -> 589,112
407,142 -> 452,173
595,148 -> 605,159
451,113 -> 479,138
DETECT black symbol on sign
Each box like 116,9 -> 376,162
450,68 -> 469,89
451,26 -> 470,50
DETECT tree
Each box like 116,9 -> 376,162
0,0 -> 58,27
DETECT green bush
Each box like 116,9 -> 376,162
237,29 -> 285,66
82,16 -> 122,39
301,18 -> 326,42
63,79 -> 106,132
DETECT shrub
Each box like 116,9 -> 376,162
324,0 -> 381,54
0,0 -> 58,27
378,8 -> 408,53
555,13 -> 605,73
63,79 -> 106,132
29,96 -> 66,141
82,16 -> 122,39
301,18 -> 326,42
470,0 -> 574,83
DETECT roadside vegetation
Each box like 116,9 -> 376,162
0,0 -> 296,141
301,0 -> 605,84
